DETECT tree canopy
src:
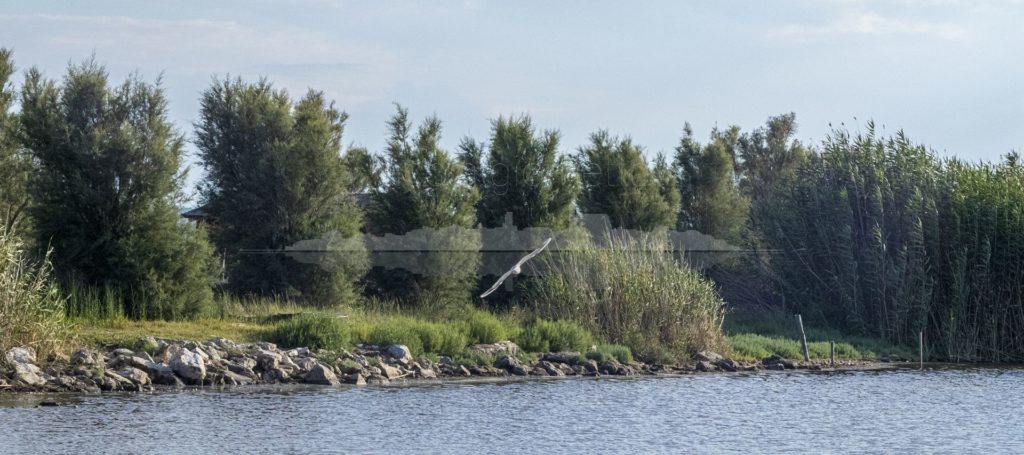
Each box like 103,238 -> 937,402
195,78 -> 366,305
18,59 -> 216,318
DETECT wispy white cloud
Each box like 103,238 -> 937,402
769,11 -> 969,41
0,14 -> 397,102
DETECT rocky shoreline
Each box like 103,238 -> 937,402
0,338 -> 889,394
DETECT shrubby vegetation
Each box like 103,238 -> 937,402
0,230 -> 72,358
529,234 -> 725,361
7,49 -> 1024,363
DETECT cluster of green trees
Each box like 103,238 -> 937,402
4,51 -> 1024,361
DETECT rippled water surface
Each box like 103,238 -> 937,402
2,367 -> 1022,454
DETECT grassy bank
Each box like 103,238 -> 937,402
723,307 -> 915,362
68,296 -> 912,365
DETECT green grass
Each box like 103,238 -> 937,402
265,312 -> 352,351
584,344 -> 633,364
515,319 -> 593,353
724,307 -> 916,361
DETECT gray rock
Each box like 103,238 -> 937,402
294,357 -> 318,373
468,341 -> 520,357
223,370 -> 254,385
385,345 -> 412,364
169,349 -> 206,384
379,363 -> 402,380
538,361 -> 565,377
257,341 -> 278,351
207,337 -> 235,349
458,365 -> 472,377
256,349 -> 283,371
231,356 -> 257,371
582,360 -> 599,374
696,360 -> 717,372
5,347 -> 36,365
542,352 -> 581,365
262,367 -> 290,383
104,369 -> 134,390
414,364 -> 436,379
304,363 -> 341,386
345,372 -> 367,385
71,348 -> 100,366
286,347 -> 311,358
694,351 -> 725,363
226,362 -> 257,380
12,362 -> 46,387
131,357 -> 176,385
112,348 -> 135,357
510,364 -> 530,376
495,355 -> 520,370
118,367 -> 151,388
714,358 -> 739,372
599,360 -> 622,375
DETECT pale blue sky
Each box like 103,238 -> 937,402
2,0 -> 1022,191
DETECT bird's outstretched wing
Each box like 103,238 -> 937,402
514,237 -> 553,269
479,238 -> 553,299
479,268 -> 517,299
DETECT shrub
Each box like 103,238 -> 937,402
366,317 -> 425,355
529,234 -> 725,361
464,309 -> 508,344
266,313 -> 351,351
365,316 -> 469,356
515,319 -> 593,353
0,231 -> 73,359
585,344 -> 634,364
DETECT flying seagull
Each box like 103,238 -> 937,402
480,237 -> 553,299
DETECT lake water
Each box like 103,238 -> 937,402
2,366 -> 1022,454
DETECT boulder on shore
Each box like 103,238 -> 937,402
385,345 -> 412,364
468,341 -> 519,357
6,347 -> 36,365
304,363 -> 340,386
169,348 -> 206,384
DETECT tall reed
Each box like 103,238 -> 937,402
528,232 -> 726,361
0,230 -> 73,359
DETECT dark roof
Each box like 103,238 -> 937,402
181,193 -> 371,221
181,206 -> 211,220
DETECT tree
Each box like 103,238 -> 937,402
341,146 -> 380,194
195,78 -> 367,305
737,112 -> 809,196
460,115 -> 580,229
367,105 -> 480,303
18,59 -> 217,319
575,130 -> 678,231
674,125 -> 749,242
0,48 -> 31,237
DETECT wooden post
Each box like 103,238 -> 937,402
797,314 -> 810,362
830,340 -> 835,367
919,331 -> 924,369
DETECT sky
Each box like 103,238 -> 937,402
1,0 -> 1022,194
